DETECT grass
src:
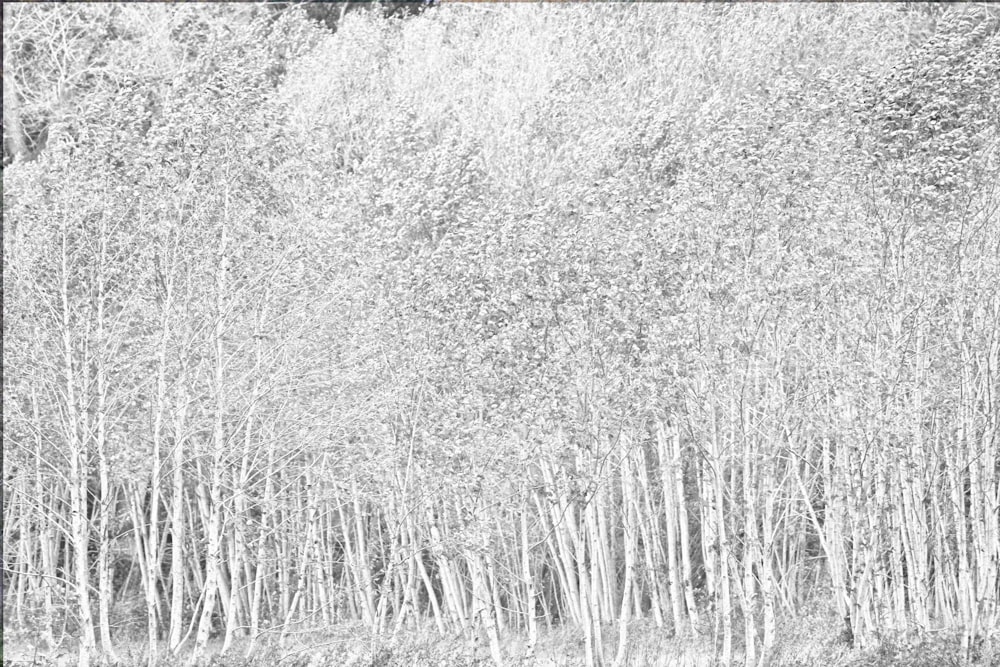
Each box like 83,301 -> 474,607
3,615 -> 997,667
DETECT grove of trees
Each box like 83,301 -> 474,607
3,3 -> 999,666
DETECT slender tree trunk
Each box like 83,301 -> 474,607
31,386 -> 58,647
146,253 -> 174,665
247,430 -> 276,655
521,494 -> 538,655
352,482 -> 378,627
468,550 -> 504,666
670,424 -> 700,632
758,458 -> 777,667
413,523 -> 446,634
710,402 -> 733,667
486,553 -> 506,636
169,374 -> 189,653
596,480 -> 616,624
62,231 -> 97,667
533,488 -> 577,625
539,460 -> 582,625
657,421 -> 685,636
193,194 -> 230,663
741,398 -> 758,667
223,343 -> 262,654
635,444 -> 666,630
92,237 -> 119,660
613,448 -> 638,667
584,495 -> 605,666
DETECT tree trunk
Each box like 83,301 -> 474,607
62,230 -> 97,667
193,197 -> 230,663
169,375 -> 189,653
613,448 -> 638,667
521,494 -> 538,654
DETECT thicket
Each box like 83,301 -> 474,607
3,4 -> 999,666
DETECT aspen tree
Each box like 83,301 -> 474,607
613,444 -> 639,667
145,204 -> 173,664
61,212 -> 97,667
90,201 -> 123,660
710,402 -> 734,667
671,424 -> 700,633
169,369 -> 190,653
595,479 -> 617,624
192,179 -> 231,663
657,421 -> 685,636
221,311 -> 268,654
520,493 -> 538,653
741,396 -> 759,667
31,387 -> 58,647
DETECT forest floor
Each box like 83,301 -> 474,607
3,617 -> 997,667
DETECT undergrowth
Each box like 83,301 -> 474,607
3,620 -> 997,666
